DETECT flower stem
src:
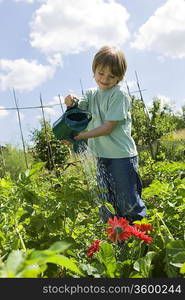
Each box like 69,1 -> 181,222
15,227 -> 26,251
156,212 -> 174,240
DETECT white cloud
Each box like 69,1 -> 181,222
157,94 -> 174,107
0,106 -> 9,118
156,94 -> 185,113
14,0 -> 45,3
147,94 -> 176,110
0,0 -> 45,3
0,58 -> 56,92
131,0 -> 185,58
15,0 -> 36,3
30,0 -> 130,56
47,53 -> 63,67
0,0 -> 47,4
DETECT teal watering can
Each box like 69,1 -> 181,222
52,101 -> 92,153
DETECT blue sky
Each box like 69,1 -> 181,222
0,0 -> 185,147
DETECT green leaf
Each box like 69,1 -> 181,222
28,250 -> 49,263
166,240 -> 185,256
177,184 -> 185,197
28,162 -> 46,177
18,263 -> 46,278
0,231 -> 6,241
6,250 -> 26,276
98,243 -> 117,277
104,202 -> 115,215
0,178 -> 13,189
180,263 -> 185,274
48,241 -> 71,253
171,251 -> 185,264
45,255 -> 84,276
134,251 -> 156,278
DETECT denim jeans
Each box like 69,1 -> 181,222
96,156 -> 147,222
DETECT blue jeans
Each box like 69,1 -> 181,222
96,156 -> 147,222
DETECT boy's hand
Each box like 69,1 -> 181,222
74,133 -> 84,141
64,94 -> 79,107
61,139 -> 72,146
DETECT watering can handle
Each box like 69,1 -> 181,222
66,136 -> 76,143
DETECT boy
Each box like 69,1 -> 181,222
64,45 -> 146,222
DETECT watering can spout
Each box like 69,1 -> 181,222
52,103 -> 92,153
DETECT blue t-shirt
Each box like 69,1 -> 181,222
78,84 -> 138,158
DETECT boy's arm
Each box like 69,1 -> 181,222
74,121 -> 118,141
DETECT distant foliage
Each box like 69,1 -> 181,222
0,144 -> 34,180
131,97 -> 185,160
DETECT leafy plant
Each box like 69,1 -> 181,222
0,241 -> 84,278
30,120 -> 70,170
0,149 -> 185,278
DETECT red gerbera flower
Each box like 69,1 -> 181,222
129,226 -> 153,244
105,216 -> 133,242
105,216 -> 153,244
87,239 -> 101,258
134,223 -> 153,233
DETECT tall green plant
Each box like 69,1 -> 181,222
30,120 -> 70,170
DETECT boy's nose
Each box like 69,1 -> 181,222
102,76 -> 109,82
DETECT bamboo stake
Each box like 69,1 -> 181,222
0,146 -> 6,176
13,89 -> 28,169
134,71 -> 155,160
80,78 -> 84,95
39,93 -> 55,171
58,94 -> 64,114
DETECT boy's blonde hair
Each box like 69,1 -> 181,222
92,46 -> 127,82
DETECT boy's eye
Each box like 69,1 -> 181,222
98,72 -> 115,78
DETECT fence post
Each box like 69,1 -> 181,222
0,146 -> 6,176
58,94 -> 64,114
134,71 -> 155,160
13,89 -> 29,169
39,93 -> 55,170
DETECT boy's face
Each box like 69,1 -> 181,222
94,65 -> 120,90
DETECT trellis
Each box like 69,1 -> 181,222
0,90 -> 65,174
0,72 -> 148,174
